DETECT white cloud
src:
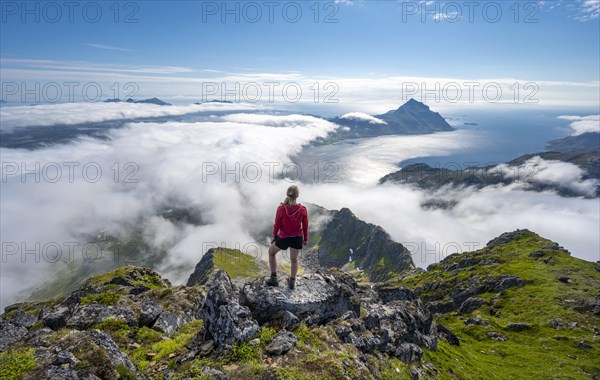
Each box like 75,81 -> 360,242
494,156 -> 599,197
84,43 -> 135,53
1,108 -> 598,310
1,58 -> 598,111
558,115 -> 600,135
575,0 -> 600,20
339,112 -> 387,124
0,102 -> 261,131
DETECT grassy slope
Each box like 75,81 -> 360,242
396,231 -> 600,379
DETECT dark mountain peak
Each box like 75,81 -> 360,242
337,207 -> 356,219
398,98 -> 430,112
316,207 -> 415,281
135,98 -> 171,106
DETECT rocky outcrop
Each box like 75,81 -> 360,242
240,269 -> 360,327
186,248 -> 218,286
195,270 -> 261,352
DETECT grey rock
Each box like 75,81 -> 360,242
41,304 -> 71,330
187,249 -> 217,286
0,319 -> 28,349
266,330 -> 298,355
375,286 -> 416,303
3,306 -> 39,329
458,297 -> 486,314
45,366 -> 101,380
505,323 -> 531,332
240,269 -> 360,327
486,332 -> 507,341
84,329 -> 139,376
278,310 -> 300,331
558,276 -> 572,284
434,323 -> 460,346
199,339 -> 215,356
426,300 -> 455,315
201,366 -> 229,379
549,319 -> 564,329
493,276 -> 525,293
466,316 -> 490,327
54,350 -> 80,366
395,343 -> 423,363
576,341 -> 592,349
198,271 -> 260,351
66,304 -> 137,329
139,300 -> 162,327
153,311 -> 193,335
486,229 -> 531,248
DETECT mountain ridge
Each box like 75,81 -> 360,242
2,229 -> 598,379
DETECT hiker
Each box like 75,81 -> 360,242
266,185 -> 308,289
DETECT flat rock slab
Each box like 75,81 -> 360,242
240,270 -> 360,326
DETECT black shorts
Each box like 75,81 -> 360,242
274,235 -> 303,250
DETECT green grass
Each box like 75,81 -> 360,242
397,231 -> 600,379
128,320 -> 203,372
80,292 -> 121,306
0,348 -> 37,380
212,248 -> 261,278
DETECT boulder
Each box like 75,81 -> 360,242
66,304 -> 138,329
240,269 -> 360,326
0,319 -> 28,349
375,285 -> 417,303
198,270 -> 260,351
139,300 -> 162,328
458,297 -> 486,314
486,332 -> 507,341
201,366 -> 229,379
505,323 -> 531,332
41,304 -> 71,330
153,311 -> 194,335
394,343 -> 423,363
266,330 -> 298,355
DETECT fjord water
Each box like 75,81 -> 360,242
296,108 -> 592,184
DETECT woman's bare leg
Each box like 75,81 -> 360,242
289,248 -> 299,279
269,242 -> 281,275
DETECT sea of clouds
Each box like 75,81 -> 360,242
1,104 -> 598,309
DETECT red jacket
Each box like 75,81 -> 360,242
273,203 -> 309,241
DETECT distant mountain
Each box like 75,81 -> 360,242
380,131 -> 600,200
380,157 -> 599,200
328,98 -> 454,139
194,100 -> 233,104
104,98 -> 172,106
547,132 -> 600,152
312,207 -> 415,282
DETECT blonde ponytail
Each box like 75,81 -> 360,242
283,185 -> 299,205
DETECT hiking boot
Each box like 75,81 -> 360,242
265,276 -> 278,286
288,277 -> 296,290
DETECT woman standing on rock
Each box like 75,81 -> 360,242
266,185 -> 308,289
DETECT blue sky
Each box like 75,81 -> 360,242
1,0 -> 599,110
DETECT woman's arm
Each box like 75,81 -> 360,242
272,206 -> 282,241
302,208 -> 309,245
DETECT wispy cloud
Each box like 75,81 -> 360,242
84,43 -> 136,52
574,0 -> 600,20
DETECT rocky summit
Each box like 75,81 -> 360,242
1,230 -> 599,379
